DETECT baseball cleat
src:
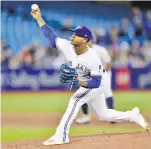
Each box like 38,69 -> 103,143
132,107 -> 150,131
76,114 -> 91,124
43,136 -> 69,146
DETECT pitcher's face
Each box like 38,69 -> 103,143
71,33 -> 87,46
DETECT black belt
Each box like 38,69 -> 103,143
103,69 -> 106,73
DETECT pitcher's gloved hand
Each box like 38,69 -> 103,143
60,64 -> 80,86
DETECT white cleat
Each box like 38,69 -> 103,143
76,114 -> 91,124
43,136 -> 69,146
132,107 -> 150,131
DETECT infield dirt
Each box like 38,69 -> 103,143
2,132 -> 151,149
2,112 -> 151,149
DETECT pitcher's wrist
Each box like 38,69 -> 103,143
37,17 -> 46,28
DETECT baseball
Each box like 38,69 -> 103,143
31,4 -> 39,11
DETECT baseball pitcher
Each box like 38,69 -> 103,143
76,42 -> 115,124
31,6 -> 150,146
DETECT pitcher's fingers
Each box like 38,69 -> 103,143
31,10 -> 37,13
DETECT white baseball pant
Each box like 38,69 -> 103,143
54,71 -> 135,142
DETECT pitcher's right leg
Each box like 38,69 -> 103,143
88,94 -> 150,131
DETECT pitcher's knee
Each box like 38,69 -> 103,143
97,112 -> 111,121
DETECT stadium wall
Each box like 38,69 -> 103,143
1,63 -> 151,91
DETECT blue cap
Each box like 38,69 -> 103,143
70,26 -> 92,41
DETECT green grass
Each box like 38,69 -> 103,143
1,91 -> 151,142
1,92 -> 72,113
2,91 -> 151,113
115,92 -> 151,112
2,125 -> 143,142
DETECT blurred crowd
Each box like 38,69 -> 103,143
1,40 -> 61,69
1,7 -> 151,69
105,7 -> 151,68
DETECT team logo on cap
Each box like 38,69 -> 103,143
77,26 -> 83,29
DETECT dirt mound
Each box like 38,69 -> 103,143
2,131 -> 151,149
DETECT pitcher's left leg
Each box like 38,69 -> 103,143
43,88 -> 91,145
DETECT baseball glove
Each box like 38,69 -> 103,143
60,64 -> 79,86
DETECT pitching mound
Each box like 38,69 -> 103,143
2,131 -> 151,149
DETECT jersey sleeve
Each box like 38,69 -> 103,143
90,58 -> 104,76
56,37 -> 69,51
87,50 -> 104,76
90,62 -> 104,76
56,38 -> 77,67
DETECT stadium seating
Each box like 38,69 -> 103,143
0,2 -> 138,54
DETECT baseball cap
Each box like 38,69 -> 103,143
70,26 -> 92,41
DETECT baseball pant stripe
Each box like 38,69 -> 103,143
63,89 -> 91,142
